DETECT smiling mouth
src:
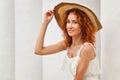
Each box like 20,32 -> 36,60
68,30 -> 74,33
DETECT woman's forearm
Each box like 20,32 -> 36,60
34,9 -> 54,55
34,22 -> 49,54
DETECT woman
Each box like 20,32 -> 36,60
35,2 -> 102,80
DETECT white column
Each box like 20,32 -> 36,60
42,0 -> 100,80
15,0 -> 42,80
101,0 -> 120,80
0,0 -> 14,80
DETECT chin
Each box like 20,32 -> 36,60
68,33 -> 80,37
68,34 -> 74,37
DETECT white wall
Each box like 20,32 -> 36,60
0,0 -> 43,80
15,0 -> 43,80
42,0 -> 101,80
0,0 -> 14,80
101,0 -> 120,80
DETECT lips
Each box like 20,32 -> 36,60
67,30 -> 74,33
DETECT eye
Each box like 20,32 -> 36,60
66,20 -> 70,24
73,20 -> 78,24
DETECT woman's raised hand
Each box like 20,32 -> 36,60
43,9 -> 54,24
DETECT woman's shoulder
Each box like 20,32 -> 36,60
83,42 -> 94,46
82,42 -> 95,50
80,42 -> 96,60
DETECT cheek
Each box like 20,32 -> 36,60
75,25 -> 81,30
76,26 -> 81,33
66,24 -> 69,29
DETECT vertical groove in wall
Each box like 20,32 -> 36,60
13,0 -> 15,80
0,0 -> 14,80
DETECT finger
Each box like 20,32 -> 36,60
48,9 -> 54,14
46,11 -> 52,16
50,9 -> 54,13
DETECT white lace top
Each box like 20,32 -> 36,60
61,42 -> 101,80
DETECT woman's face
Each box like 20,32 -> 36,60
66,12 -> 81,37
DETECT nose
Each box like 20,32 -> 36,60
67,23 -> 72,29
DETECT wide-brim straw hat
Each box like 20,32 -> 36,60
54,2 -> 102,31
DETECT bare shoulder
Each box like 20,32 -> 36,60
80,43 -> 95,60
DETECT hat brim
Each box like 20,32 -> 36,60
54,2 -> 102,31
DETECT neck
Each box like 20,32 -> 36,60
71,36 -> 82,47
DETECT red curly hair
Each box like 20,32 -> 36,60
61,8 -> 96,47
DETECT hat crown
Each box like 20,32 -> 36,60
54,2 -> 102,31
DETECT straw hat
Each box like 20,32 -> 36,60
54,2 -> 102,31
